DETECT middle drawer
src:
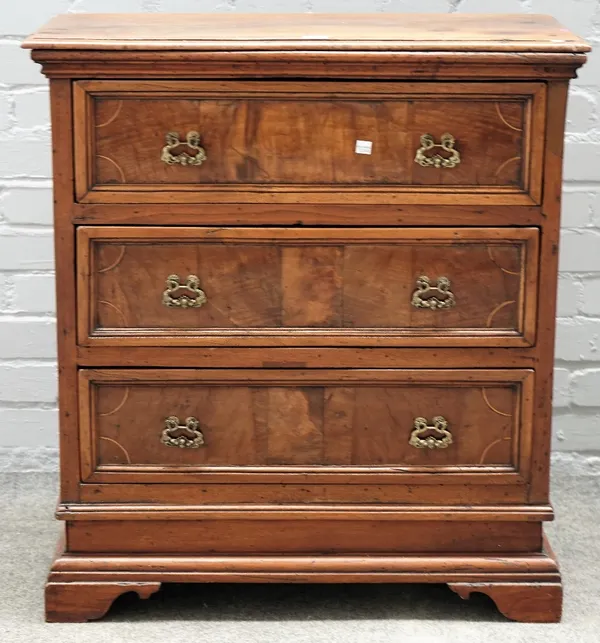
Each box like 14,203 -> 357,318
77,226 -> 539,348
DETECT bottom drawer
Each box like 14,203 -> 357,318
79,368 -> 534,490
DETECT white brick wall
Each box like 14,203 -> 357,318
1,0 -> 600,469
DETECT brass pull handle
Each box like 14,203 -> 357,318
409,416 -> 453,450
161,416 -> 205,449
161,131 -> 207,166
162,274 -> 207,309
414,133 -> 461,169
411,276 -> 455,310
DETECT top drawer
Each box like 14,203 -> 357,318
73,81 -> 546,205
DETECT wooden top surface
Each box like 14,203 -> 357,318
23,13 -> 590,53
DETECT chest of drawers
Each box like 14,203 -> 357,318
24,13 -> 588,623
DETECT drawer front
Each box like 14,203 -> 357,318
77,227 -> 539,347
79,369 -> 534,485
74,81 -> 546,204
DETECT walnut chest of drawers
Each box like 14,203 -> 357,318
24,13 -> 589,623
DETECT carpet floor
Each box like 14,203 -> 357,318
0,467 -> 599,643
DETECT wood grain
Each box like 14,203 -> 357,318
46,581 -> 160,623
25,12 -> 585,624
71,203 -> 545,227
528,81 -> 570,504
449,582 -> 562,623
78,368 -> 534,488
75,346 -> 538,369
22,14 -> 590,53
78,226 -> 539,347
56,505 -> 554,522
49,79 -> 80,502
29,49 -> 590,85
92,96 -> 525,187
91,382 -> 515,469
78,482 -> 530,506
65,519 -> 542,555
72,80 -> 546,204
44,533 -> 561,622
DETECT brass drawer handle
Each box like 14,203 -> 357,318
161,416 -> 205,449
411,276 -> 456,310
409,416 -> 453,450
414,133 -> 461,169
161,131 -> 207,166
162,274 -> 207,309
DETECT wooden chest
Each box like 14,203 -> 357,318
23,13 -> 589,623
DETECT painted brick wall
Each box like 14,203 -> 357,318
1,0 -> 600,469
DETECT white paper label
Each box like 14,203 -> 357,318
355,140 -> 373,155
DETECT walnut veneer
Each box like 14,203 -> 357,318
23,13 -> 589,623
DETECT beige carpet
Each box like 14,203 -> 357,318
0,466 -> 599,642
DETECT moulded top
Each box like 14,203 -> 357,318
22,13 -> 590,53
